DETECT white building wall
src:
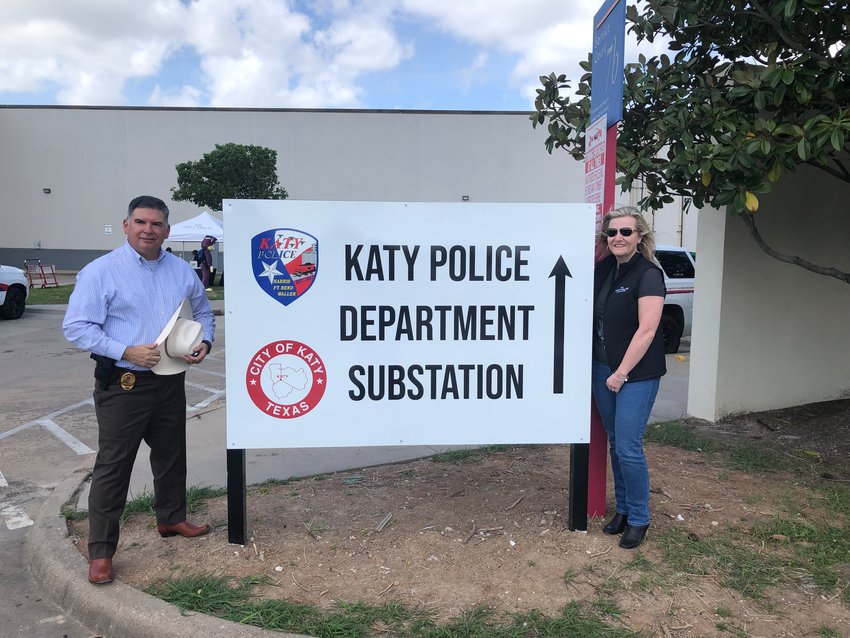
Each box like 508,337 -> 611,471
0,107 -> 584,258
1,106 -> 698,260
688,166 -> 850,420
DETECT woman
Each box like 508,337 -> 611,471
199,235 -> 217,290
592,206 -> 667,549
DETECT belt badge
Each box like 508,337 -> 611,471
120,372 -> 136,391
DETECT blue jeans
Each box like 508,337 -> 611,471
591,360 -> 660,526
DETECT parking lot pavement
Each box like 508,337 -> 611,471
0,306 -> 102,637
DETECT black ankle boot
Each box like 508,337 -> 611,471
619,523 -> 649,549
602,513 -> 628,535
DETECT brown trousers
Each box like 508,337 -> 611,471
88,371 -> 187,560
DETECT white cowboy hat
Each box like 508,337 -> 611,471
152,299 -> 204,375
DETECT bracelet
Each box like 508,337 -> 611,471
201,340 -> 212,354
615,372 -> 629,382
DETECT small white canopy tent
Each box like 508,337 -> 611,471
166,211 -> 224,242
165,211 -> 224,277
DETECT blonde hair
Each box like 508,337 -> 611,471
600,206 -> 657,262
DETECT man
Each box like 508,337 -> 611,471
63,196 -> 215,585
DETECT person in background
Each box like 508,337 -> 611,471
199,235 -> 217,291
63,195 -> 215,585
591,205 -> 666,549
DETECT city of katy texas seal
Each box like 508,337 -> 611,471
246,340 -> 327,419
251,228 -> 318,307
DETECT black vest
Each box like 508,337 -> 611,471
594,253 -> 667,382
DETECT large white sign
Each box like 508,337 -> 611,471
224,201 -> 594,449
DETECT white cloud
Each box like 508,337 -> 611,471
398,0 -> 667,104
459,51 -> 489,92
0,1 -> 184,103
0,0 -> 666,108
148,84 -> 203,107
182,0 -> 411,107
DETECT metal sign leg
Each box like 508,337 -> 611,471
227,448 -> 247,545
568,443 -> 589,531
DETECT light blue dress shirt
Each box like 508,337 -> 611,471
63,241 -> 215,371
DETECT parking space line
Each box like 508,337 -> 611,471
45,398 -> 96,420
188,391 -> 226,412
0,504 -> 34,530
1,399 -> 95,441
0,470 -> 7,488
0,422 -> 35,441
194,368 -> 225,378
37,419 -> 95,455
185,380 -> 225,394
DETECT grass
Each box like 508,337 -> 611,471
122,486 -> 226,522
656,527 -> 785,600
431,445 -> 512,464
643,420 -> 722,453
822,483 -> 850,518
644,420 -> 789,474
725,442 -> 784,473
253,477 -> 298,495
640,422 -> 850,605
27,284 -> 75,304
145,574 -> 639,638
751,518 -> 850,596
61,505 -> 88,522
654,494 -> 850,604
27,282 -> 224,304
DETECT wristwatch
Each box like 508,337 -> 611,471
201,340 -> 212,354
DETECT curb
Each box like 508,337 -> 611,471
27,470 -> 310,638
26,305 -> 68,315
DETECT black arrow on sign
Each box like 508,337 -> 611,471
549,256 -> 572,394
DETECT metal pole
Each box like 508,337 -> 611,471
226,448 -> 247,545
568,443 -> 590,531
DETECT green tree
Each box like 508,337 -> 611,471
533,0 -> 850,284
171,143 -> 288,211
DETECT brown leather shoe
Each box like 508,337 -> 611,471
156,520 -> 211,538
88,558 -> 114,585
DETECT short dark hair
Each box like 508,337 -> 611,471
127,196 -> 169,221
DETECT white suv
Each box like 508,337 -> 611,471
0,264 -> 29,320
654,245 -> 696,354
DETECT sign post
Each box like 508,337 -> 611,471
584,0 -> 627,519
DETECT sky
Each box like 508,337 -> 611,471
0,0 -> 668,111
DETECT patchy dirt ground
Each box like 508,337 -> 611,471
69,400 -> 850,638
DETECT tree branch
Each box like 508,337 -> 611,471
749,1 -> 831,63
805,159 -> 850,183
833,158 -> 850,182
740,213 -> 850,284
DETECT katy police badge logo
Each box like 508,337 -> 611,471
246,340 -> 327,419
252,228 -> 318,306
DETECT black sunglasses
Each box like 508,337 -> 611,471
605,228 -> 636,237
